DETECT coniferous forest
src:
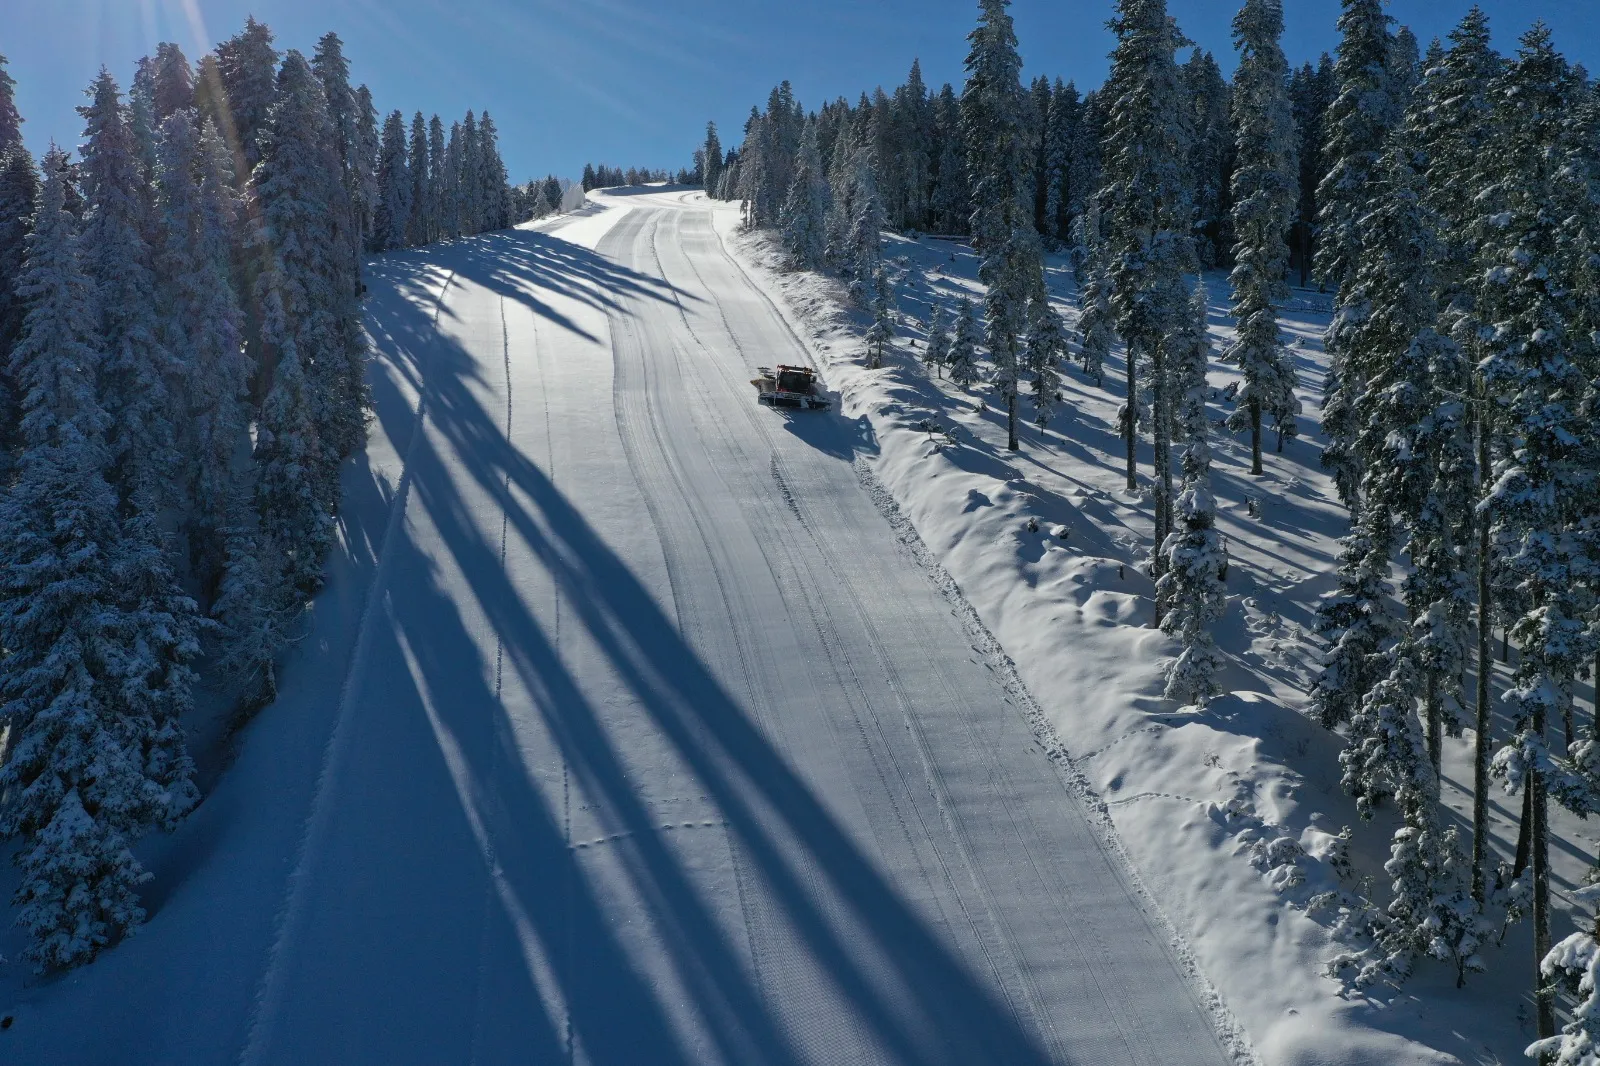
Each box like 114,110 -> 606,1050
705,1 -> 1600,1057
0,17 -> 554,972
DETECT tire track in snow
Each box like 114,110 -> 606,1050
240,266 -> 457,1066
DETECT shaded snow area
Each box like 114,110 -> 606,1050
716,200 -> 1600,1065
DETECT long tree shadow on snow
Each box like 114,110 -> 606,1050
359,235 -> 1064,1066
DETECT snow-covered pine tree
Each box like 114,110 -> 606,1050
148,42 -> 194,124
211,494 -> 293,710
78,69 -> 180,517
353,85 -> 380,247
441,121 -> 463,240
1411,9 -> 1501,904
156,111 -> 250,592
1068,89 -> 1106,230
374,110 -> 410,252
213,17 -> 280,179
1100,0 -> 1194,593
844,148 -> 886,305
1317,0 -> 1399,292
1041,79 -> 1079,245
1337,780 -> 1482,989
407,111 -> 430,247
0,53 -> 21,155
427,116 -> 447,240
702,122 -> 722,194
891,60 -> 933,231
0,143 -> 37,479
1311,515 -> 1396,731
128,58 -> 161,188
963,0 -> 1043,453
864,265 -> 895,369
1158,283 -> 1226,704
454,111 -> 476,233
1477,28 -> 1599,1047
925,303 -> 950,377
1390,26 -> 1422,111
0,149 -> 199,971
1318,0 -> 1401,513
312,33 -> 364,277
251,317 -> 327,597
824,124 -> 858,265
477,111 -> 509,232
947,297 -> 981,386
780,117 -> 828,270
1074,209 -> 1114,388
1530,884 -> 1600,1066
1024,290 -> 1065,428
1224,0 -> 1298,478
1288,56 -> 1335,285
929,85 -> 970,235
252,50 -> 364,529
1181,50 -> 1233,267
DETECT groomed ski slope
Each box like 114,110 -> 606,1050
0,190 -> 1237,1064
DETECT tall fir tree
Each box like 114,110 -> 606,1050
353,85 -> 380,248
427,115 -> 447,241
155,111 -> 250,592
477,111 -> 509,232
374,110 -> 410,252
1181,50 -> 1233,267
1225,0 -> 1299,477
963,0 -> 1042,452
1159,283 -> 1227,704
1025,290 -> 1066,428
311,33 -> 364,282
249,50 -> 360,590
0,143 -> 38,479
1413,6 -> 1502,906
780,117 -> 828,270
78,69 -> 179,516
407,111 -> 431,246
0,53 -> 22,156
1318,0 -> 1401,513
1100,0 -> 1194,604
1478,29 -> 1599,1047
213,17 -> 280,180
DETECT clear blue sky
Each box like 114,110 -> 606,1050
8,1 -> 1598,184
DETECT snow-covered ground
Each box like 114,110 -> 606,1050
1,188 -> 1248,1064
713,190 -> 1600,1066
4,183 -> 1590,1065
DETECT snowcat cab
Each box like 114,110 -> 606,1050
752,365 -> 831,410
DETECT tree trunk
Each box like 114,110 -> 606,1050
1533,727 -> 1554,1048
1250,396 -> 1264,475
1473,458 -> 1492,905
1503,628 -> 1510,663
1007,389 -> 1018,452
1124,341 -> 1138,493
1427,671 -> 1442,788
1151,340 -> 1171,627
1514,781 -> 1532,879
